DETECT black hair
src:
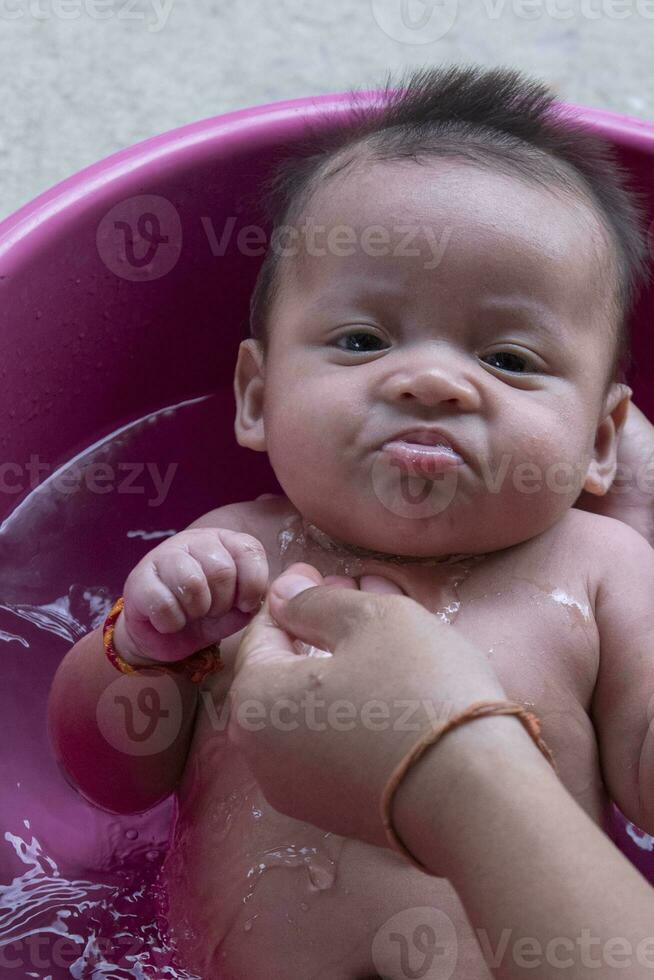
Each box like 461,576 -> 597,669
249,63 -> 652,388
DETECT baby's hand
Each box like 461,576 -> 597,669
113,528 -> 269,664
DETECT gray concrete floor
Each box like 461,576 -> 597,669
0,0 -> 653,221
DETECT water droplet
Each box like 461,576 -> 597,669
306,858 -> 336,891
125,829 -> 138,840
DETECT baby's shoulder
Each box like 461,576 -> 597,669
551,506 -> 631,546
529,508 -> 654,597
491,509 -> 642,588
557,508 -> 651,557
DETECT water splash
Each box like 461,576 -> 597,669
0,831 -> 199,979
546,587 -> 591,625
243,838 -> 340,905
0,585 -> 111,646
0,629 -> 29,647
127,530 -> 177,542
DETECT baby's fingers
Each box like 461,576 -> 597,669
320,574 -> 406,595
125,551 -> 211,633
192,528 -> 269,615
359,574 -> 406,595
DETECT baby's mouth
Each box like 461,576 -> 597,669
380,438 -> 464,477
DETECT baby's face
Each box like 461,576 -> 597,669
235,157 -> 627,558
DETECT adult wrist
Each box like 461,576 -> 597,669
391,712 -> 555,879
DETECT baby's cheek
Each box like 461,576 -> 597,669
505,426 -> 588,498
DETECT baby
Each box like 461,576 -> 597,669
50,64 -> 654,979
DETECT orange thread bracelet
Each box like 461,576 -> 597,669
380,700 -> 558,874
102,596 -> 224,684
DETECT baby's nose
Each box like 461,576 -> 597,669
380,360 -> 481,411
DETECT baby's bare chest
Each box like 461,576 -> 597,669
166,510 -> 606,977
215,509 -> 602,799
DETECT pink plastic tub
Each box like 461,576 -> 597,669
1,93 -> 654,976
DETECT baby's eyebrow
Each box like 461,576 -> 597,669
304,282 -> 405,315
473,297 -> 567,338
305,289 -> 569,342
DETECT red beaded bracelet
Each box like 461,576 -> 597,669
102,596 -> 224,684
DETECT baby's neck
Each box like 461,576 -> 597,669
300,517 -> 480,567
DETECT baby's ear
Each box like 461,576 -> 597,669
609,382 -> 632,439
582,382 -> 632,496
234,340 -> 267,452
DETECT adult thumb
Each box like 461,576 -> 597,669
268,562 -> 388,654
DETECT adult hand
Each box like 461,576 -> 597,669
575,400 -> 654,546
229,572 -> 654,980
229,561 -> 508,853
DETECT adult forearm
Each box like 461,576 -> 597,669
393,716 -> 654,979
47,626 -> 199,813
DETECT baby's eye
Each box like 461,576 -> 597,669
482,350 -> 535,374
333,331 -> 387,353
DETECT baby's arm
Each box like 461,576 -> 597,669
591,518 -> 654,835
47,502 -> 266,814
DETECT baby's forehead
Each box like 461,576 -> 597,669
283,158 -> 615,326
306,155 -> 603,247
